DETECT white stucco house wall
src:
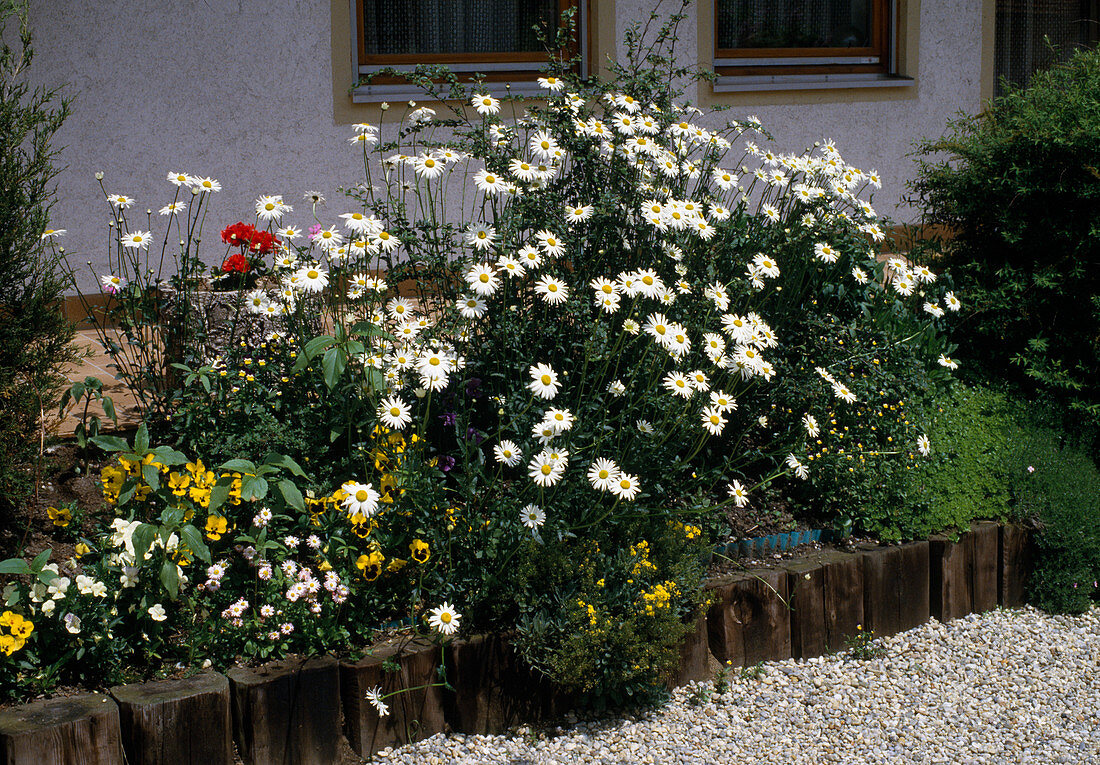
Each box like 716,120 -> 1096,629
24,0 -> 1008,293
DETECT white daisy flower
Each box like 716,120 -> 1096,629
471,93 -> 500,116
427,602 -> 461,635
535,230 -> 565,258
727,480 -> 750,508
701,406 -> 727,436
565,204 -> 594,225
528,451 -> 565,487
341,481 -> 380,518
917,434 -> 932,457
365,686 -> 389,717
458,295 -> 488,319
465,262 -> 499,296
494,440 -> 522,467
534,275 -> 569,305
121,230 -> 152,249
536,76 -> 565,92
528,363 -> 560,400
294,265 -> 329,293
610,473 -> 641,501
520,504 -> 546,529
587,458 -> 621,492
465,223 -> 497,251
377,395 -> 412,430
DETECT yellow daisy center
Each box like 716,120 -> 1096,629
355,489 -> 369,502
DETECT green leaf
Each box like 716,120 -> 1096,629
208,482 -> 231,514
91,435 -> 129,452
102,395 -> 117,424
240,475 -> 269,501
132,524 -> 157,563
70,381 -> 86,404
0,559 -> 31,576
278,479 -> 305,512
261,453 -> 307,478
30,548 -> 52,572
180,525 -> 211,564
141,463 -> 161,491
160,560 -> 180,600
322,346 -> 346,389
134,423 -> 149,454
151,446 -> 189,466
218,458 -> 257,474
307,334 -> 335,354
349,321 -> 395,342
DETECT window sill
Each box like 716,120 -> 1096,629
712,73 -> 914,93
351,79 -> 550,104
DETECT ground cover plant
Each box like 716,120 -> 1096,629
2,4 -> 963,706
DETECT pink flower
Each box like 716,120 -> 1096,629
308,223 -> 323,238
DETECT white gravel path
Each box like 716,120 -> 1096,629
371,606 -> 1100,764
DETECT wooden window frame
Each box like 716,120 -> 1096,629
714,0 -> 894,77
352,0 -> 588,94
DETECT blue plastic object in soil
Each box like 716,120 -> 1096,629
810,529 -> 823,543
777,533 -> 791,551
739,540 -> 754,556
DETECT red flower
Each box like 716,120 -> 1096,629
221,221 -> 254,246
248,230 -> 278,255
221,222 -> 278,256
222,252 -> 251,274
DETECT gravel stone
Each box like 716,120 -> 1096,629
370,607 -> 1100,764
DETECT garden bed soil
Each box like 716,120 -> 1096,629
0,443 -> 108,563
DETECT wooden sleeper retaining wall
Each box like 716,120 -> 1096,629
0,522 -> 1033,764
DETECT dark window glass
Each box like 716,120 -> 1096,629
995,0 -> 1099,94
362,0 -> 558,56
716,0 -> 874,49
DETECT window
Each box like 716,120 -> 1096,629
352,0 -> 586,102
712,0 -> 910,90
994,0 -> 1099,95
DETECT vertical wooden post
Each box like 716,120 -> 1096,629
999,523 -> 1033,607
228,656 -> 341,765
0,693 -> 123,764
110,671 -> 232,765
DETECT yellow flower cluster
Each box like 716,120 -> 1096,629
673,522 -> 702,540
640,581 -> 678,616
0,611 -> 33,656
576,598 -> 599,627
629,541 -> 657,576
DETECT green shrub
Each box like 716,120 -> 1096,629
909,46 -> 1100,423
0,0 -> 79,519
